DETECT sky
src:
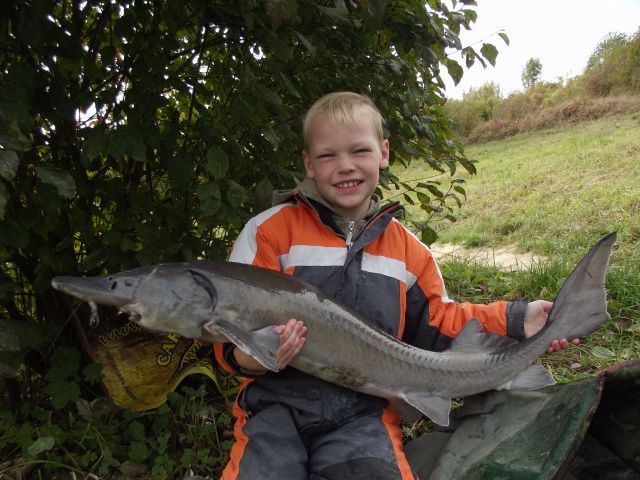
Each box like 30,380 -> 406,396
443,0 -> 640,99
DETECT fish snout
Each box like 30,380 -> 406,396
51,275 -> 136,307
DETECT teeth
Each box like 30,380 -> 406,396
337,181 -> 360,188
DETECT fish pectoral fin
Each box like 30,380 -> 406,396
449,318 -> 518,354
401,392 -> 452,427
496,363 -> 556,391
204,318 -> 280,372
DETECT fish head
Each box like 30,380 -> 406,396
51,265 -> 157,308
52,264 -> 220,340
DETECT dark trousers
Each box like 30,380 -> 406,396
220,371 -> 415,480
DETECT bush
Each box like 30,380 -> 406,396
449,29 -> 640,144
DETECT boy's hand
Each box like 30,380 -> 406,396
273,319 -> 307,369
524,300 -> 580,353
233,318 -> 307,373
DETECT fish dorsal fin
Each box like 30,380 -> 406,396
204,318 -> 280,372
496,363 -> 556,391
401,392 -> 452,427
448,318 -> 518,353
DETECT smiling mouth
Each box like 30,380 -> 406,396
335,180 -> 362,189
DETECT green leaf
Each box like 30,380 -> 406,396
0,132 -> 31,151
44,379 -> 81,409
27,436 -> 55,457
46,347 -> 82,381
82,362 -> 103,383
254,177 -> 273,211
262,126 -> 281,148
367,0 -> 386,19
0,183 -> 7,220
498,31 -> 510,46
226,181 -> 250,208
425,184 -> 444,198
294,31 -> 317,56
446,59 -> 464,85
461,47 -> 476,69
129,420 -> 146,441
35,166 -> 76,198
416,191 -> 430,204
480,43 -> 498,66
255,85 -> 283,107
205,146 -> 229,179
130,441 -> 149,462
453,185 -> 467,199
590,346 -> 616,360
420,225 -> 438,245
78,248 -> 110,272
81,126 -> 110,164
109,125 -> 147,162
168,153 -> 193,190
0,221 -> 29,248
0,149 -> 19,181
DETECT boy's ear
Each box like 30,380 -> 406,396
302,150 -> 315,179
379,139 -> 390,170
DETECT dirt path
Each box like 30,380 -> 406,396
430,243 -> 546,271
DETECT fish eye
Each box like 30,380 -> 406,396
124,279 -> 133,286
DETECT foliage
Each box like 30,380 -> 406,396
446,30 -> 640,144
0,355 -> 233,478
0,0 -> 510,475
582,29 -> 640,96
445,81 -> 502,139
586,32 -> 630,71
521,57 -> 542,89
438,258 -> 640,384
0,0 -> 502,392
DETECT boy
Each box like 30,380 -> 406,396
214,92 -> 574,479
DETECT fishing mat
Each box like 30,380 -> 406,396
404,359 -> 640,480
75,308 -> 242,411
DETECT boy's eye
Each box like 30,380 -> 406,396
354,148 -> 370,154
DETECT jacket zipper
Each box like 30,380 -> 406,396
296,194 -> 403,247
345,220 -> 356,249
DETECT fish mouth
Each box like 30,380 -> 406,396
52,275 -> 134,307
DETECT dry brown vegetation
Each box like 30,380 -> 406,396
446,30 -> 640,144
467,95 -> 640,143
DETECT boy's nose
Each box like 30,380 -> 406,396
336,153 -> 356,171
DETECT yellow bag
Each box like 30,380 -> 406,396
75,313 -> 241,411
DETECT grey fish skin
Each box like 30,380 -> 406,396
51,232 -> 616,426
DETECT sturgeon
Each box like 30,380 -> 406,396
51,233 -> 616,426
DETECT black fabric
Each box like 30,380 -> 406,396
506,299 -> 528,340
233,375 -> 407,479
311,457 -> 409,480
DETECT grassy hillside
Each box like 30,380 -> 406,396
396,112 -> 640,381
404,112 -> 640,265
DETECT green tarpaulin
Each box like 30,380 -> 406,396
405,360 -> 640,479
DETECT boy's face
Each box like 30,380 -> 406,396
303,113 -> 389,220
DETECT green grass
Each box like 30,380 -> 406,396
401,112 -> 640,265
395,111 -> 640,382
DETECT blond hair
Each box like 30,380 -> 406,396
303,92 -> 385,148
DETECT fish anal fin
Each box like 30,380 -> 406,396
204,318 -> 280,372
449,318 -> 518,354
497,363 -> 555,391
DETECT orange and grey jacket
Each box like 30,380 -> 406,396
214,191 -> 527,374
